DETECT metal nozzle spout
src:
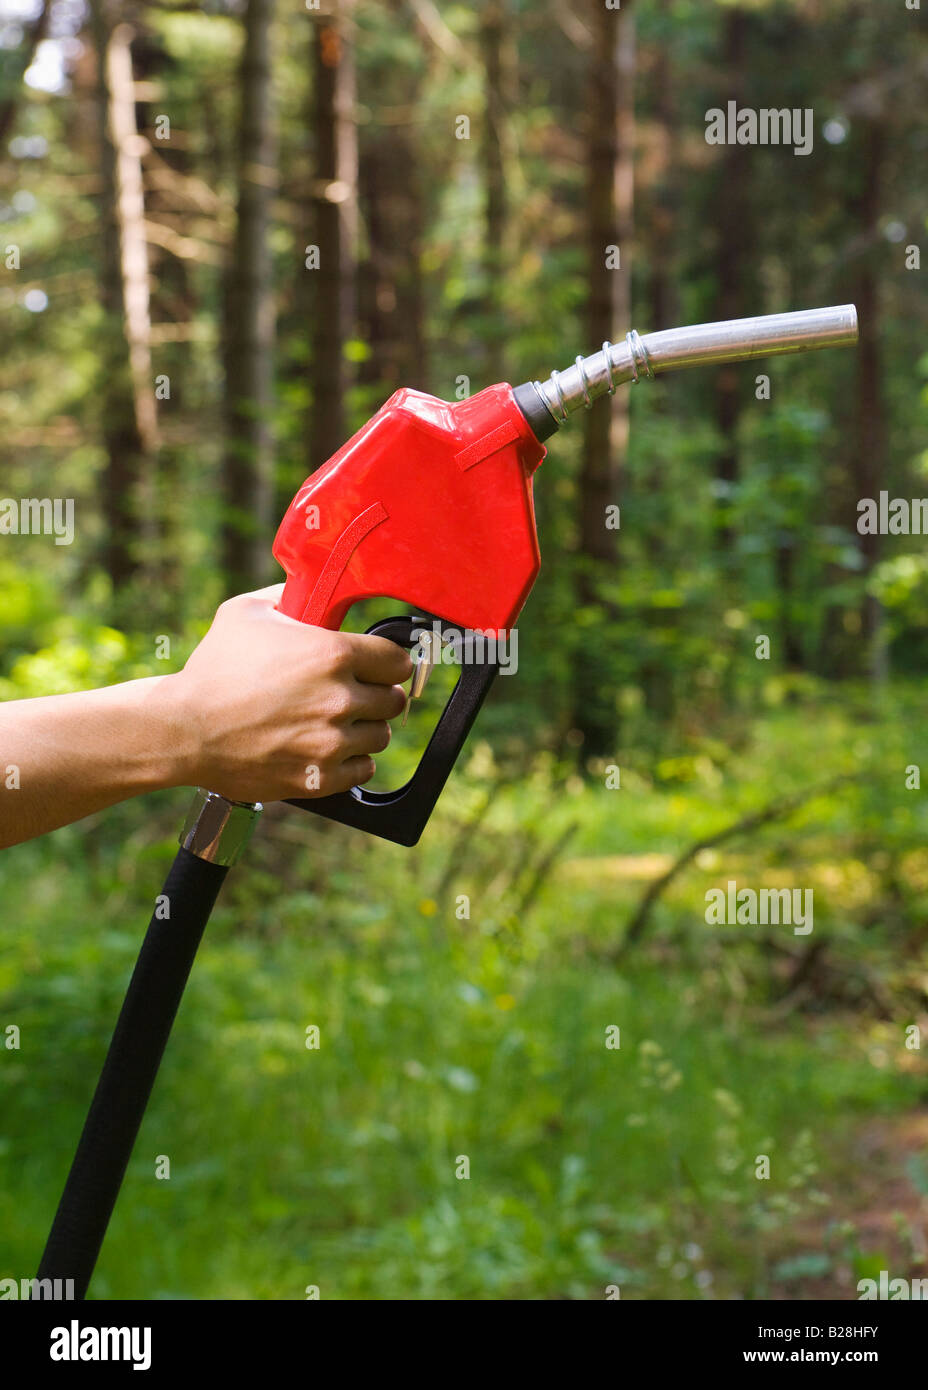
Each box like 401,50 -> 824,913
514,304 -> 858,440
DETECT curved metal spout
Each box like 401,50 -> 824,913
515,305 -> 858,437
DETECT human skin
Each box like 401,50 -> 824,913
0,585 -> 413,849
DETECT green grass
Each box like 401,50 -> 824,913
1,690 -> 926,1299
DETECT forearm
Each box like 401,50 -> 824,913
0,675 -> 191,849
0,588 -> 410,850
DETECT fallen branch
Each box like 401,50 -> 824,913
618,773 -> 855,955
515,820 -> 579,919
432,790 -> 495,901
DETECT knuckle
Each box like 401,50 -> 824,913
326,686 -> 355,720
319,641 -> 351,677
311,770 -> 335,797
312,773 -> 339,798
317,729 -> 346,761
302,728 -> 336,765
319,765 -> 351,796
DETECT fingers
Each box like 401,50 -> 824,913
325,754 -> 377,794
342,680 -> 407,722
340,631 -> 414,685
340,718 -> 392,757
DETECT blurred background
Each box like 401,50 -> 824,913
1,0 -> 927,1299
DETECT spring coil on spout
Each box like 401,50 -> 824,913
624,329 -> 654,384
546,365 -> 569,422
543,331 -> 654,423
574,355 -> 593,409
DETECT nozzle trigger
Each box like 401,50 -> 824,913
402,628 -> 440,725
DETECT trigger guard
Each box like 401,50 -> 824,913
285,614 -> 501,846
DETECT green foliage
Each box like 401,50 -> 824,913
2,699 -> 926,1298
1,0 -> 926,1302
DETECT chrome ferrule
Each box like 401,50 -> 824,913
179,789 -> 262,866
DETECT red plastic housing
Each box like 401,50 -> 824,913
273,383 -> 546,635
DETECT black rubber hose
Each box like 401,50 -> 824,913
37,846 -> 230,1299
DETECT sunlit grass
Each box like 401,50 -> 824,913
1,690 -> 925,1298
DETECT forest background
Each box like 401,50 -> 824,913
1,0 -> 927,1300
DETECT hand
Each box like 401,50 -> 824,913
166,585 -> 413,803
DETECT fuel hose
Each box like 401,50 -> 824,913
36,792 -> 261,1300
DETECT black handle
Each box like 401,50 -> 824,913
286,615 -> 501,846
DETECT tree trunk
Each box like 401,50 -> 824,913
572,0 -> 635,760
775,538 -> 804,670
222,0 -> 277,594
480,0 -> 515,383
89,1 -> 156,600
0,0 -> 50,148
646,0 -> 676,334
107,24 -> 159,537
357,118 -> 426,398
712,7 -> 751,560
307,0 -> 358,472
134,29 -> 193,618
852,118 -> 887,686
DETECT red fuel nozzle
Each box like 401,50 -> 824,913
274,382 -> 546,638
274,304 -> 857,640
273,303 -> 858,844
